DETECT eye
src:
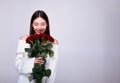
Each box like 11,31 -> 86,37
41,22 -> 47,26
34,23 -> 39,26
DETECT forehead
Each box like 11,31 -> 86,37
33,17 -> 46,23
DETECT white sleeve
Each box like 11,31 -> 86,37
15,40 -> 35,74
46,44 -> 59,83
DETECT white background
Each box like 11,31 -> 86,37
0,0 -> 120,83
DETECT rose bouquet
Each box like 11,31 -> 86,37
25,33 -> 54,83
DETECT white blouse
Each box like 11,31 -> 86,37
15,40 -> 59,83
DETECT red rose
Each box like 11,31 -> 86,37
33,34 -> 39,40
26,33 -> 54,43
38,33 -> 47,41
26,36 -> 32,43
47,36 -> 54,42
39,33 -> 47,37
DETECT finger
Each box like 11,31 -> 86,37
39,60 -> 44,63
37,59 -> 44,63
37,57 -> 43,60
40,60 -> 44,64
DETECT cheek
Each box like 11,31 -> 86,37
43,26 -> 47,30
33,27 -> 38,33
32,25 -> 36,29
41,26 -> 47,31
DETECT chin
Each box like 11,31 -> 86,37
36,32 -> 44,34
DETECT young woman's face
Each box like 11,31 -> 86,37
32,17 -> 47,34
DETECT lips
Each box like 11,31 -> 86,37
36,29 -> 44,34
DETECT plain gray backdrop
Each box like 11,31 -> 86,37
0,0 -> 120,83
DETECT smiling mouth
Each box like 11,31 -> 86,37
36,30 -> 44,33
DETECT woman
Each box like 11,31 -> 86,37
15,10 -> 59,83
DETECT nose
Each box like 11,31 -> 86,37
38,25 -> 42,29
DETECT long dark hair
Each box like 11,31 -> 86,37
30,10 -> 50,35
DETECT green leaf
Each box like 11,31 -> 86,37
25,48 -> 32,52
32,73 -> 42,83
28,52 -> 32,57
49,50 -> 54,57
44,69 -> 51,77
46,44 -> 53,50
41,52 -> 47,58
39,46 -> 45,52
41,40 -> 45,45
33,64 -> 42,72
36,53 -> 40,57
29,75 -> 33,81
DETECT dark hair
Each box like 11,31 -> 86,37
30,10 -> 50,35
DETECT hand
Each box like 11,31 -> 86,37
34,57 -> 44,65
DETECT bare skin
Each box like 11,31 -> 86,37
34,57 -> 44,65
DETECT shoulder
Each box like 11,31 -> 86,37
53,39 -> 59,45
20,35 -> 29,40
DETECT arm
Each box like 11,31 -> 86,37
45,44 -> 59,83
15,40 -> 35,74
